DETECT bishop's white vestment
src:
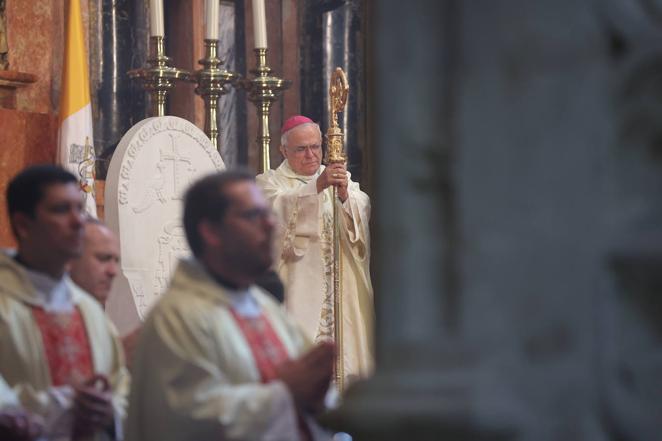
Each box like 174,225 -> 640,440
256,160 -> 375,383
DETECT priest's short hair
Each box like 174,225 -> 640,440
183,169 -> 255,257
7,165 -> 78,220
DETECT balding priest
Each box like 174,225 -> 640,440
256,115 -> 375,384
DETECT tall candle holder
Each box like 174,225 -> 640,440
193,39 -> 239,152
240,48 -> 291,173
129,36 -> 190,117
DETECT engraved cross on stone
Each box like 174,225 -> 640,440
160,134 -> 194,199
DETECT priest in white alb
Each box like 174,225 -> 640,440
256,116 -> 375,384
126,171 -> 335,441
0,165 -> 128,441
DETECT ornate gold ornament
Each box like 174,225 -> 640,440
129,36 -> 190,117
192,39 -> 239,152
326,67 -> 349,392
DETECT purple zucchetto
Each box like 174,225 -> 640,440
280,115 -> 314,135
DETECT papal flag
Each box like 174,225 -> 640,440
57,0 -> 97,217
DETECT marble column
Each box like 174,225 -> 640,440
300,0 -> 366,182
88,0 -> 148,178
320,0 -> 365,182
217,1 -> 240,167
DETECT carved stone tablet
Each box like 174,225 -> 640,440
104,116 -> 225,334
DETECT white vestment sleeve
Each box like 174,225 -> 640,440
257,174 -> 320,260
0,374 -> 19,408
163,361 -> 301,441
339,179 -> 371,260
14,383 -> 123,441
262,381 -> 301,441
106,321 -> 129,441
2,379 -> 81,441
76,290 -> 130,441
13,384 -> 74,440
132,301 -> 306,441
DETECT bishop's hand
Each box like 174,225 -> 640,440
316,163 -> 349,202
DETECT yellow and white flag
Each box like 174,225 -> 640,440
57,0 -> 97,217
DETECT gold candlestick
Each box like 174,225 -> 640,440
193,39 -> 239,152
241,48 -> 291,173
326,67 -> 349,393
129,36 -> 190,117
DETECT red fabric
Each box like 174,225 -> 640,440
32,307 -> 94,387
231,310 -> 312,441
281,115 -> 314,135
230,310 -> 290,382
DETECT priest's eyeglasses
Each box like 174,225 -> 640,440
233,207 -> 274,223
289,144 -> 322,155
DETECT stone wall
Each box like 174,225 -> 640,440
0,0 -> 87,246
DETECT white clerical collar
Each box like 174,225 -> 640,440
226,287 -> 262,319
281,160 -> 323,182
24,267 -> 73,313
193,258 -> 263,318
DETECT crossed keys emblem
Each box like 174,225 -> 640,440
77,137 -> 96,195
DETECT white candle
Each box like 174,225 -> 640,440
252,0 -> 267,49
149,0 -> 164,37
204,0 -> 220,40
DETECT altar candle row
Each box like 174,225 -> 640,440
149,0 -> 268,49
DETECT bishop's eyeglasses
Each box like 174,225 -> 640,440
288,144 -> 322,156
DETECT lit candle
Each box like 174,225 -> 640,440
252,0 -> 267,49
149,0 -> 164,37
205,0 -> 219,40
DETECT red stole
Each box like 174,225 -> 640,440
230,310 -> 290,383
230,309 -> 312,441
32,306 -> 94,386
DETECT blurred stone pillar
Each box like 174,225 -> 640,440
324,1 -> 514,439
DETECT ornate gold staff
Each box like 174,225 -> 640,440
326,67 -> 349,392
